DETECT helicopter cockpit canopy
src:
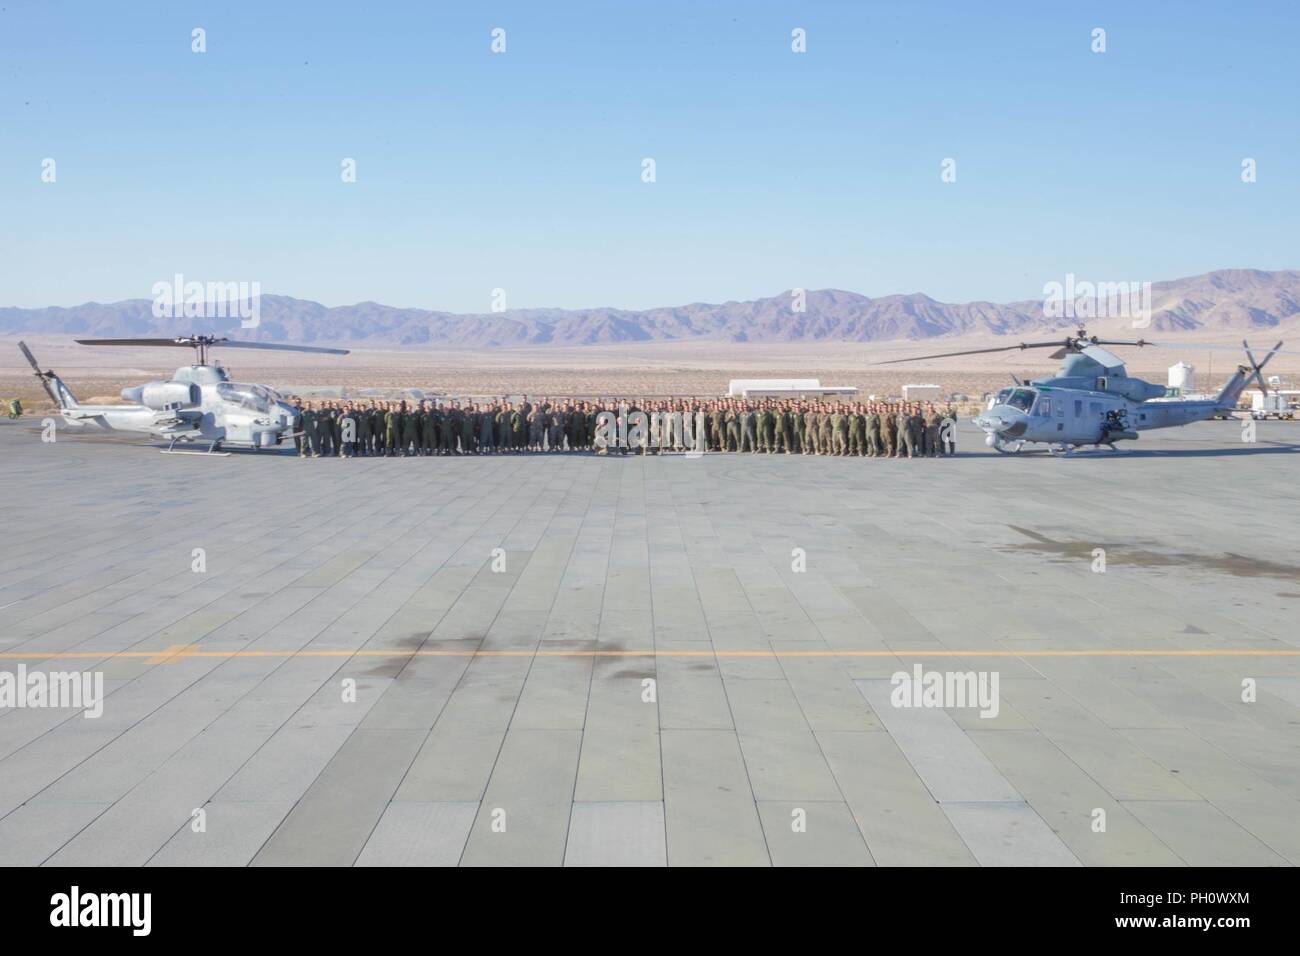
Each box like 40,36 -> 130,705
216,382 -> 278,413
999,387 -> 1037,412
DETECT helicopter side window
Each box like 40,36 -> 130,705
1035,397 -> 1051,417
1006,388 -> 1036,412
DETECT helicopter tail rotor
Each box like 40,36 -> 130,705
17,340 -> 69,408
1212,340 -> 1283,410
1242,339 -> 1282,396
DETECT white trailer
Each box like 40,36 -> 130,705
902,383 -> 942,401
726,378 -> 857,399
1250,391 -> 1297,420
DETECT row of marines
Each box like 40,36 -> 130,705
290,397 -> 959,458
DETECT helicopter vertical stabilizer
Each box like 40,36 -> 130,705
1214,367 -> 1250,410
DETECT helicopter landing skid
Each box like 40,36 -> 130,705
161,438 -> 230,457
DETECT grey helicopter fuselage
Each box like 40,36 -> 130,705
52,363 -> 298,448
973,352 -> 1253,453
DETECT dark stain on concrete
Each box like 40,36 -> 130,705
607,668 -> 652,681
1005,526 -> 1300,582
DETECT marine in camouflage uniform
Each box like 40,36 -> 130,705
300,402 -> 318,457
400,404 -> 419,456
330,403 -> 343,456
847,405 -> 864,456
563,405 -> 579,451
479,403 -> 496,453
438,403 -> 453,454
316,403 -> 335,456
507,406 -> 521,450
290,398 -> 306,457
528,406 -> 544,450
495,404 -> 511,450
894,406 -> 912,458
379,403 -> 395,456
368,404 -> 383,455
756,405 -> 773,452
548,407 -> 565,451
818,406 -> 834,456
881,405 -> 897,458
925,404 -> 942,458
338,404 -> 357,458
709,405 -> 725,451
353,402 -> 370,456
428,398 -> 444,455
459,404 -> 474,454
865,405 -> 882,457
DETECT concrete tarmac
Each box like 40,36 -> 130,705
0,417 -> 1297,866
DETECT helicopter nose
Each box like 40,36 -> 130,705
975,407 -> 1028,438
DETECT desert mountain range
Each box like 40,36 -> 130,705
2,269 -> 1297,349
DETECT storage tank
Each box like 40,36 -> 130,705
1167,362 -> 1194,395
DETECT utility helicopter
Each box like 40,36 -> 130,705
18,335 -> 349,454
875,329 -> 1292,456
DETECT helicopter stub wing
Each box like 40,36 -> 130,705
149,418 -> 204,438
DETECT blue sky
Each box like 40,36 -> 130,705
2,0 -> 1296,312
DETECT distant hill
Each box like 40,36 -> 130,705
2,269 -> 1297,348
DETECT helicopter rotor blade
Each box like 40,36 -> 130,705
216,341 -> 350,355
17,339 -> 44,373
73,338 -> 199,347
73,336 -> 349,356
873,335 -> 1300,367
1088,338 -> 1153,347
871,341 -> 1069,365
1128,340 -> 1300,356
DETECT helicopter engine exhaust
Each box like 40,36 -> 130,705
121,381 -> 201,410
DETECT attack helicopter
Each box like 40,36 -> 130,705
18,335 -> 349,454
875,329 -> 1292,456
